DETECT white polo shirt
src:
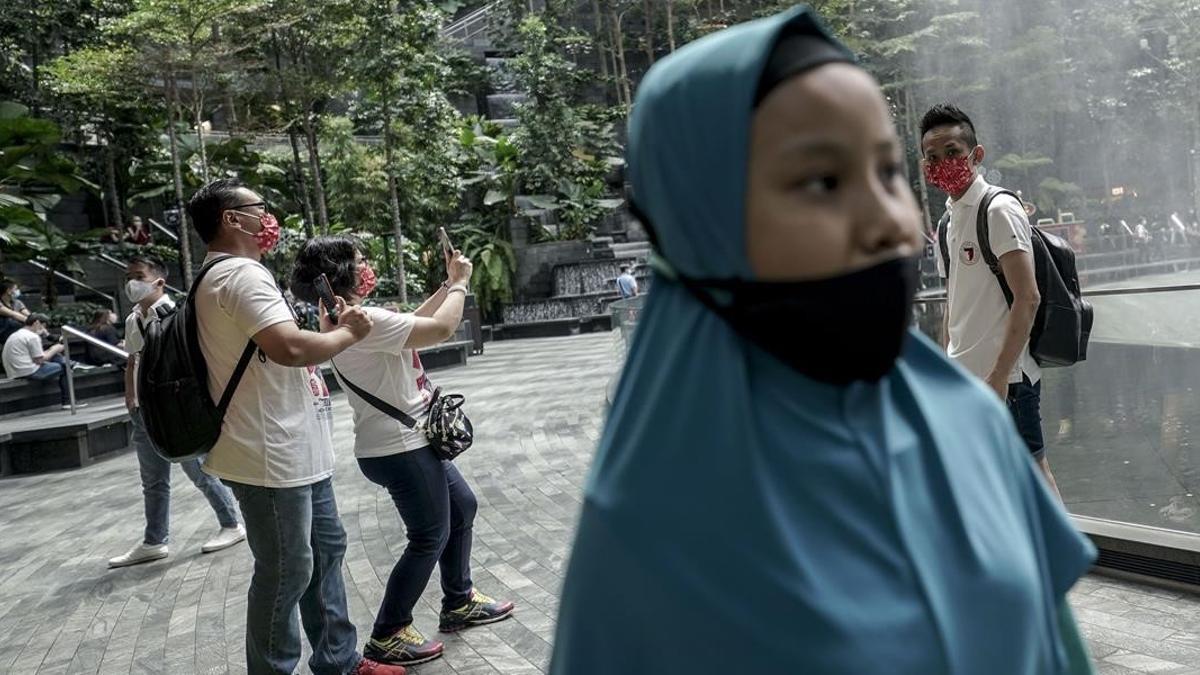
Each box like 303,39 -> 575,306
124,294 -> 175,406
936,175 -> 1041,385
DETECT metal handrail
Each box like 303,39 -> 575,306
443,2 -> 496,41
914,281 -> 1200,305
146,217 -> 179,242
24,260 -> 117,313
60,324 -> 129,416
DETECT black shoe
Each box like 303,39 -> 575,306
438,589 -> 515,633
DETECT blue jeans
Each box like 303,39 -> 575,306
131,408 -> 239,545
1007,375 -> 1046,461
224,477 -> 360,675
23,354 -> 68,404
357,446 -> 477,638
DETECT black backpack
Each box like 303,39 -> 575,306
937,187 -> 1093,368
138,255 -> 258,461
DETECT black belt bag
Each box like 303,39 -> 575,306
333,363 -> 474,461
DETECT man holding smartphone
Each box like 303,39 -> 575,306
186,179 -> 406,675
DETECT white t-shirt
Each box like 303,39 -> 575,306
937,176 -> 1041,385
195,254 -> 335,488
332,306 -> 435,458
124,295 -> 175,405
2,328 -> 44,378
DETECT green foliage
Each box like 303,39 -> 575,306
48,301 -> 110,330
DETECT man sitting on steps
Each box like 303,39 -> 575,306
1,313 -> 86,410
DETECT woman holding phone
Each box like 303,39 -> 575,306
291,235 -> 514,667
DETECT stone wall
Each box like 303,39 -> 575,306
513,237 -> 591,301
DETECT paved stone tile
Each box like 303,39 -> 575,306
1,332 -> 1199,673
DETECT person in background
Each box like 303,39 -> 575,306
615,264 -> 639,299
107,255 -> 246,569
124,215 -> 152,245
0,280 -> 29,347
922,103 -> 1060,498
550,7 -> 1095,674
1,313 -> 85,409
83,309 -> 124,366
290,236 -> 513,668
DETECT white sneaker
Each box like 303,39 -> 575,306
201,524 -> 246,554
108,542 -> 168,568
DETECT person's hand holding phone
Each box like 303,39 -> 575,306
447,248 -> 473,287
319,296 -> 372,341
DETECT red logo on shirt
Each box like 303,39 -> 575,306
960,242 -> 979,266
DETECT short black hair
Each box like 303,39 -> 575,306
920,103 -> 978,150
187,178 -> 247,243
128,255 -> 169,280
0,280 -> 15,296
620,265 -> 630,272
25,313 -> 48,327
290,235 -> 361,305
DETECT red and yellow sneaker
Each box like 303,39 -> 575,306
438,589 -> 516,633
364,624 -> 444,666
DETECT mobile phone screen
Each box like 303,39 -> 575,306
315,274 -> 339,323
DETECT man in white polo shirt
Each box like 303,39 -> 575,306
921,103 -> 1059,498
186,178 -> 405,675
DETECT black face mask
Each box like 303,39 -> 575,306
659,256 -> 920,385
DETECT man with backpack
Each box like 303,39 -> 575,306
184,179 -> 405,675
108,255 -> 245,569
921,104 -> 1060,498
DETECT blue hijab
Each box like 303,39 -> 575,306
550,6 -> 1095,675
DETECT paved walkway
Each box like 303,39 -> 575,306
0,333 -> 1198,674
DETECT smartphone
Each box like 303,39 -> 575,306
438,227 -> 454,256
314,273 -> 339,324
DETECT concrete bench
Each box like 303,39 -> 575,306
490,314 -> 612,341
0,399 -> 130,476
0,365 -> 125,415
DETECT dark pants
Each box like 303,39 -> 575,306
1007,375 -> 1046,461
22,354 -> 68,404
357,446 -> 477,638
224,477 -> 360,675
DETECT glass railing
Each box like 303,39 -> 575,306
614,280 -> 1200,540
916,277 -> 1200,538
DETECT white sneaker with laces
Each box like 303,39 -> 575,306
201,524 -> 246,554
108,542 -> 168,568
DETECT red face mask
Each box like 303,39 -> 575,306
233,211 -> 281,253
356,263 -> 377,298
923,154 -> 976,196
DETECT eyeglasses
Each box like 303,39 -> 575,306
228,201 -> 267,211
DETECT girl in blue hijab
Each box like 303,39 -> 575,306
550,6 -> 1095,674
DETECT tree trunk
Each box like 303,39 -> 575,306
666,0 -> 676,52
642,0 -> 655,65
609,9 -> 632,108
44,268 -> 57,309
903,89 -> 933,233
382,113 -> 408,304
166,70 -> 195,288
288,123 -> 316,238
303,111 -> 331,233
192,63 -> 210,183
591,0 -> 611,100
104,139 -> 123,233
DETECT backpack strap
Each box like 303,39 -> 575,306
975,186 -> 1019,308
936,210 -> 951,276
189,254 -> 258,414
330,362 -> 423,429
